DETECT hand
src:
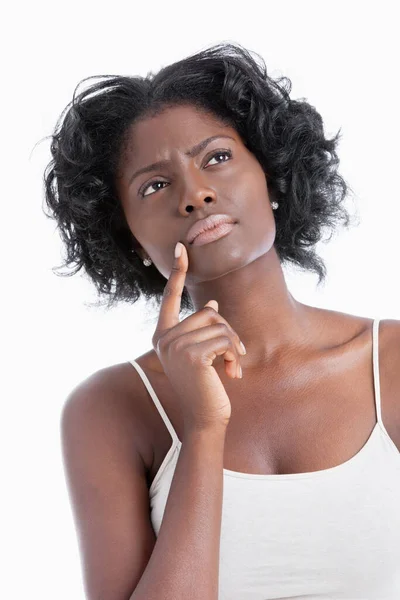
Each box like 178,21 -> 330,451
152,242 -> 246,433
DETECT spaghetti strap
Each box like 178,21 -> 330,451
372,318 -> 384,428
129,359 -> 181,447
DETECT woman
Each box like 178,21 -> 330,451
44,43 -> 400,599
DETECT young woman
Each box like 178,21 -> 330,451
44,43 -> 400,600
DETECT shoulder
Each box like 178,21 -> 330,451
378,318 -> 400,370
379,317 -> 400,366
61,352 -> 156,470
376,319 -> 400,430
379,317 -> 400,338
319,309 -> 399,402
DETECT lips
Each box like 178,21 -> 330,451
186,214 -> 236,244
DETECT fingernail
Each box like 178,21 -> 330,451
175,242 -> 183,258
239,365 -> 243,378
239,341 -> 246,355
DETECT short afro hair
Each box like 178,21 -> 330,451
43,41 -> 357,313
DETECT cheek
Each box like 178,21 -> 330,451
124,206 -> 157,247
234,170 -> 271,220
237,183 -> 276,250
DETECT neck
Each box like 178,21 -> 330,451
186,247 -> 316,369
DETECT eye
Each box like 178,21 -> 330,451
205,149 -> 232,167
140,180 -> 168,198
139,149 -> 232,198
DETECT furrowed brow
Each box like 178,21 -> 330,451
128,135 -> 235,186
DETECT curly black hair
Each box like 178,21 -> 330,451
42,41 -> 357,314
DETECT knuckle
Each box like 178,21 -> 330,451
220,334 -> 231,346
215,322 -> 228,334
183,346 -> 200,365
168,337 -> 182,354
153,332 -> 167,353
163,285 -> 175,300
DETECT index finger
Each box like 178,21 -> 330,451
156,241 -> 189,335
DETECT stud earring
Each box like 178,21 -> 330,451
130,247 -> 152,266
271,201 -> 279,210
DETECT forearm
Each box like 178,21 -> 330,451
130,426 -> 227,600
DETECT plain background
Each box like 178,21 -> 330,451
2,1 -> 399,598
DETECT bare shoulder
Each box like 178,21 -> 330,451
337,312 -> 400,394
378,317 -> 400,348
60,353 -> 158,599
375,318 -> 400,378
61,350 -> 158,472
378,318 -> 400,416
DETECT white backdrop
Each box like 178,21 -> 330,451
2,1 -> 399,598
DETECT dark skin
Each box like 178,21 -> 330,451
118,104 -> 316,369
115,103 -> 400,477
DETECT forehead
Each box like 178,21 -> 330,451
123,104 -> 237,159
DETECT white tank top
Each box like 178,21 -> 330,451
129,318 -> 400,599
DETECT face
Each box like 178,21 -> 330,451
116,104 -> 277,283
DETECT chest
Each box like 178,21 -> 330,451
138,337 -> 399,485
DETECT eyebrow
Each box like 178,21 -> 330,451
128,134 -> 236,186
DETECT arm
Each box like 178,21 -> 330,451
131,425 -> 226,600
60,371 -> 226,600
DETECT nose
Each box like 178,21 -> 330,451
177,167 -> 217,214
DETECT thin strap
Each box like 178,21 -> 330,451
372,318 -> 384,427
129,359 -> 180,446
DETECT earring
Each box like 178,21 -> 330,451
130,247 -> 152,266
271,201 -> 279,210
